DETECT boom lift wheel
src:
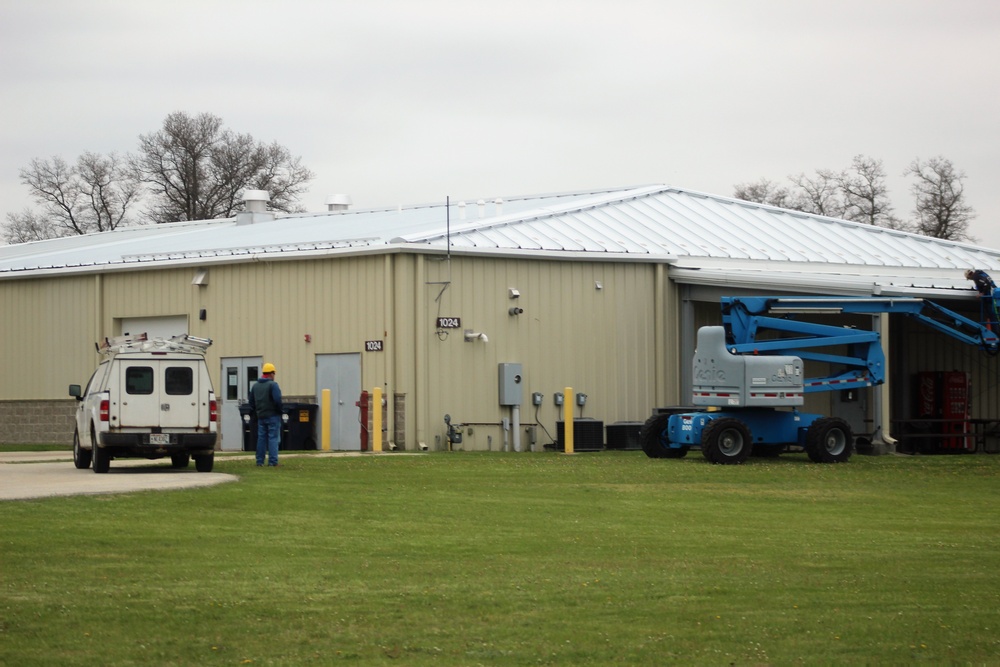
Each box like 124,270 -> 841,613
805,417 -> 853,463
640,413 -> 688,458
701,418 -> 752,465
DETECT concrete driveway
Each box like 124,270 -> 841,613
0,450 -> 238,501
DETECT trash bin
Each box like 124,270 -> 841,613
281,403 -> 318,450
239,404 -> 258,452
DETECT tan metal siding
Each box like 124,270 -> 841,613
0,276 -> 97,399
414,256 -> 663,449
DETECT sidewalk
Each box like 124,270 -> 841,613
0,450 -> 409,501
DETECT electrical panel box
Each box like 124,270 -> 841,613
498,363 -> 523,406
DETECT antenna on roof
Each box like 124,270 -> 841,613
446,195 -> 451,261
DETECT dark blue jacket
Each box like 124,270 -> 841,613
249,377 -> 282,419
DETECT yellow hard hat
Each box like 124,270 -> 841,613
262,362 -> 276,374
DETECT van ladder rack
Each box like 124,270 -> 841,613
97,333 -> 212,356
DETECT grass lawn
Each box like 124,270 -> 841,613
2,451 -> 999,665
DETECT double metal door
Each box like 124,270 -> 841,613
219,357 -> 262,451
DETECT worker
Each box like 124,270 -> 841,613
966,269 -> 1000,331
249,362 -> 283,467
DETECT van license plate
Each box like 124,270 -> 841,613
149,434 -> 170,445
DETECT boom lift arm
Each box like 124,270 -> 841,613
720,294 -> 1000,392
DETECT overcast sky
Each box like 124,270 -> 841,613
3,0 -> 999,249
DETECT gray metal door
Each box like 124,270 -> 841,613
316,353 -> 362,450
219,356 -> 262,451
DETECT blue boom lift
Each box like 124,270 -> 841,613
641,272 -> 1000,464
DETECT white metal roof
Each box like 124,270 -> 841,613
1,184 -> 998,297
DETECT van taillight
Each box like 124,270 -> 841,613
209,399 -> 218,422
100,399 -> 110,422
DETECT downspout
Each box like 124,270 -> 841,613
654,263 -> 666,406
415,254 -> 428,450
871,313 -> 897,454
94,273 -> 103,355
383,254 -> 396,449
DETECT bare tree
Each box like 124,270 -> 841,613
733,178 -> 796,209
3,152 -> 140,243
837,155 -> 906,230
132,111 -> 315,223
904,156 -> 975,242
790,168 -> 845,218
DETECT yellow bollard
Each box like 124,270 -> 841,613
373,387 -> 383,452
563,387 -> 574,454
321,389 -> 331,451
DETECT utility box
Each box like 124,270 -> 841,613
498,363 -> 523,406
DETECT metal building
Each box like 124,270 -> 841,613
2,184 -> 999,452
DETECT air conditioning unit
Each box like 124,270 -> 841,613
556,419 -> 604,452
606,421 -> 644,450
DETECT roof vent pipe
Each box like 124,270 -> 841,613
458,201 -> 466,220
477,199 -> 486,218
325,194 -> 352,211
495,198 -> 503,216
243,190 -> 270,213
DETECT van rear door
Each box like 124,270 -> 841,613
118,360 -> 160,428
117,358 -> 204,429
159,359 -> 204,429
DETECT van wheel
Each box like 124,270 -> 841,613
93,443 -> 111,474
73,430 -> 92,469
194,453 -> 214,473
171,454 -> 190,468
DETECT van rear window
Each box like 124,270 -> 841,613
165,367 -> 193,395
125,367 -> 154,395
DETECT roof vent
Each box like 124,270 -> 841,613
236,190 -> 275,225
243,190 -> 270,213
495,198 -> 504,216
325,194 -> 352,211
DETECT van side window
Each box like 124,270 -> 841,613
165,367 -> 193,395
125,367 -> 154,395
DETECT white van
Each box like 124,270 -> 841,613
69,334 -> 218,473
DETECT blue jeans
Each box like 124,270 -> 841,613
256,415 -> 281,466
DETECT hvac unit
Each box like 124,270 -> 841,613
556,419 -> 604,452
605,421 -> 644,450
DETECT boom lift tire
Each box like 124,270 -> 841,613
805,417 -> 853,463
701,418 -> 752,464
73,429 -> 91,469
640,413 -> 688,458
